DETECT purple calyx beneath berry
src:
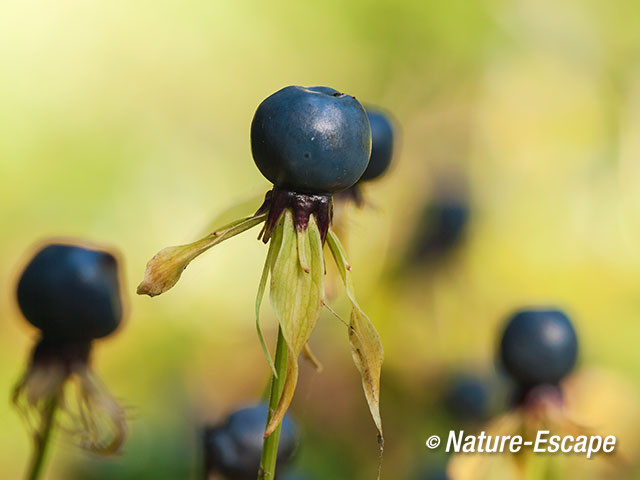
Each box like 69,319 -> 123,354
256,188 -> 333,243
30,336 -> 92,375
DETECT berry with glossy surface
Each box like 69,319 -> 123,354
204,404 -> 298,479
251,86 -> 371,194
359,108 -> 394,181
500,309 -> 578,388
17,243 -> 123,342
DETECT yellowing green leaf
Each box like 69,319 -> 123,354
137,213 -> 266,297
265,352 -> 298,437
326,229 -> 384,438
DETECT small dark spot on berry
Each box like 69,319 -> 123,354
332,92 -> 342,97
304,153 -> 309,158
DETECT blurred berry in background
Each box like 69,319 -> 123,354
442,374 -> 491,424
204,404 -> 299,479
409,195 -> 469,267
499,308 -> 578,402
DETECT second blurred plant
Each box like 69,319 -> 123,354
13,242 -> 128,480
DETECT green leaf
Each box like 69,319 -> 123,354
265,211 -> 325,435
326,229 -> 384,437
269,211 -> 324,357
255,220 -> 281,378
137,213 -> 267,297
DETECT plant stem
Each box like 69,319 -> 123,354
26,396 -> 58,480
258,327 -> 288,480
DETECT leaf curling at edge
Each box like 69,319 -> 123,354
326,229 -> 384,442
265,211 -> 324,436
137,213 -> 267,297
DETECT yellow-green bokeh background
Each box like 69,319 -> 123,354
2,0 -> 640,479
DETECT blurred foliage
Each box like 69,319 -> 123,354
2,0 -> 640,478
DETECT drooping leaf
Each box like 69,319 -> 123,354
255,228 -> 280,377
326,229 -> 384,438
137,213 -> 267,297
265,211 -> 325,435
265,352 -> 299,437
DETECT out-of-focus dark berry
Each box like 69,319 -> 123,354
204,404 -> 298,479
17,243 -> 123,342
500,309 -> 578,389
411,198 -> 469,263
444,375 -> 490,422
359,108 -> 394,182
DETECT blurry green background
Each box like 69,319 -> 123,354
2,0 -> 640,478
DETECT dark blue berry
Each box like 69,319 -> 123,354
251,86 -> 371,194
204,404 -> 298,479
444,375 -> 489,422
412,198 -> 469,262
359,108 -> 394,182
500,309 -> 578,388
17,243 -> 123,342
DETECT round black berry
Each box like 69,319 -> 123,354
17,243 -> 123,342
251,86 -> 371,194
359,108 -> 394,182
500,309 -> 578,388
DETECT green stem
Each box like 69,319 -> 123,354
26,396 -> 58,480
258,327 -> 288,480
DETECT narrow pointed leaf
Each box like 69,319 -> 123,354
326,229 -> 384,436
296,228 -> 311,273
255,230 -> 280,377
137,213 -> 267,297
264,350 -> 298,437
